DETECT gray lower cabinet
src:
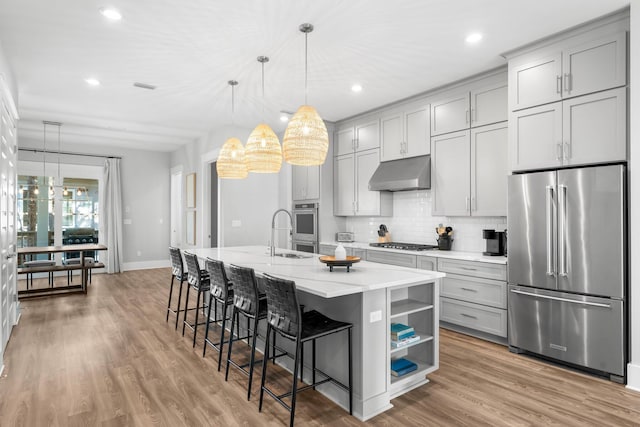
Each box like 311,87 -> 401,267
319,244 -> 337,256
367,250 -> 417,268
436,258 -> 508,340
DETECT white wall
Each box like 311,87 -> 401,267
170,124 -> 282,249
0,40 -> 17,105
18,141 -> 172,270
627,3 -> 640,392
345,190 -> 505,252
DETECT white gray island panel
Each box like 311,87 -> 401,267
188,246 -> 444,421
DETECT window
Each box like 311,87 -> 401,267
17,161 -> 102,264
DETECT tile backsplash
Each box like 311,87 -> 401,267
345,190 -> 506,253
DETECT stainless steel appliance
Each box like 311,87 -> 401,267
369,155 -> 431,191
507,164 -> 626,382
482,229 -> 507,256
336,232 -> 355,242
292,203 -> 318,253
369,242 -> 438,251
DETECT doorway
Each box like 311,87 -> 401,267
210,162 -> 218,248
170,167 -> 183,247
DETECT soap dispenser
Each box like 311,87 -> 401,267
334,244 -> 346,260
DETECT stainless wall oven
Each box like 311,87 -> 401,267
292,203 -> 318,253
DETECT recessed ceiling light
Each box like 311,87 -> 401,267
100,7 -> 122,21
465,33 -> 483,44
85,78 -> 101,86
351,84 -> 363,93
280,115 -> 289,123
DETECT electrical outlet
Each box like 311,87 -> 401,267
369,310 -> 382,323
231,220 -> 242,228
137,251 -> 141,257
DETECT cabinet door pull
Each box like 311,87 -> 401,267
461,313 -> 478,320
460,266 -> 477,271
556,75 -> 562,94
564,142 -> 571,160
465,196 -> 470,211
564,73 -> 572,92
556,143 -> 563,161
465,110 -> 470,124
460,287 -> 478,292
471,196 -> 476,212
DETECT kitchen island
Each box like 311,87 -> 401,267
188,246 -> 445,421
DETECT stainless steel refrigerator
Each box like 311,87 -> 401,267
507,164 -> 626,382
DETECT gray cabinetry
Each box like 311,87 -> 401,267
417,255 -> 437,272
437,258 -> 508,339
509,31 -> 626,111
432,122 -> 508,217
380,101 -> 430,162
366,250 -> 417,269
510,87 -> 626,171
334,149 -> 392,216
292,164 -> 320,201
431,82 -> 507,137
335,117 -> 380,157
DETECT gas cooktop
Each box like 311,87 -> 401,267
369,242 -> 438,251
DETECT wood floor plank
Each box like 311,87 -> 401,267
1,269 -> 640,426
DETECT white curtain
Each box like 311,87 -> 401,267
101,158 -> 123,273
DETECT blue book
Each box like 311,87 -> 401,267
390,323 -> 412,334
392,329 -> 415,340
391,357 -> 418,377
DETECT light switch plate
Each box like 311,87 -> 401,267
369,310 -> 382,323
231,220 -> 242,227
124,219 -> 132,225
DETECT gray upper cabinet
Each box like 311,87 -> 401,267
510,102 -> 563,171
432,123 -> 508,217
509,31 -> 626,111
432,130 -> 471,216
511,87 -> 626,171
334,148 -> 392,216
292,164 -> 320,201
471,123 -> 508,216
562,87 -> 627,166
470,83 -> 508,128
335,117 -> 380,157
431,83 -> 507,136
380,101 -> 430,162
431,92 -> 470,136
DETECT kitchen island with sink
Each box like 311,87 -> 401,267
188,246 -> 445,421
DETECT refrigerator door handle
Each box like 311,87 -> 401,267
558,184 -> 567,277
510,289 -> 611,308
546,185 -> 556,276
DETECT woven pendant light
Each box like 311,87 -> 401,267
283,23 -> 329,166
217,80 -> 248,179
217,137 -> 248,179
246,56 -> 282,173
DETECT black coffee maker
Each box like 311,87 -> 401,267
482,229 -> 507,256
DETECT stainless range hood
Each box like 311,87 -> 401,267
368,155 -> 431,191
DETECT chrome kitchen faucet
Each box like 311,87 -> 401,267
270,209 -> 293,256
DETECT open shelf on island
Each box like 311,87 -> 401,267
390,299 -> 434,318
390,331 -> 434,354
387,280 -> 439,400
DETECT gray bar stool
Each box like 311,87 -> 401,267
258,273 -> 353,427
182,252 -> 210,347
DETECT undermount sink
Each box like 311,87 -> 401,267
274,253 -> 313,259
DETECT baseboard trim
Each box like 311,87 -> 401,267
122,260 -> 170,271
627,362 -> 640,391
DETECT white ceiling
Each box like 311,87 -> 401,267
0,0 -> 631,152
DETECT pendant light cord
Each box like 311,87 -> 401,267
57,124 -> 61,185
304,31 -> 308,105
261,60 -> 265,121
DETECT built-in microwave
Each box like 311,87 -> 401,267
292,240 -> 317,254
292,203 -> 318,247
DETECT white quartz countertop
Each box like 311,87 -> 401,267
187,246 -> 445,299
321,241 -> 508,265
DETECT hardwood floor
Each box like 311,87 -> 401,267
1,269 -> 639,426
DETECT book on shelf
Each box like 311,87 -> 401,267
391,357 -> 418,377
391,335 -> 421,348
392,329 -> 415,341
391,323 -> 414,341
